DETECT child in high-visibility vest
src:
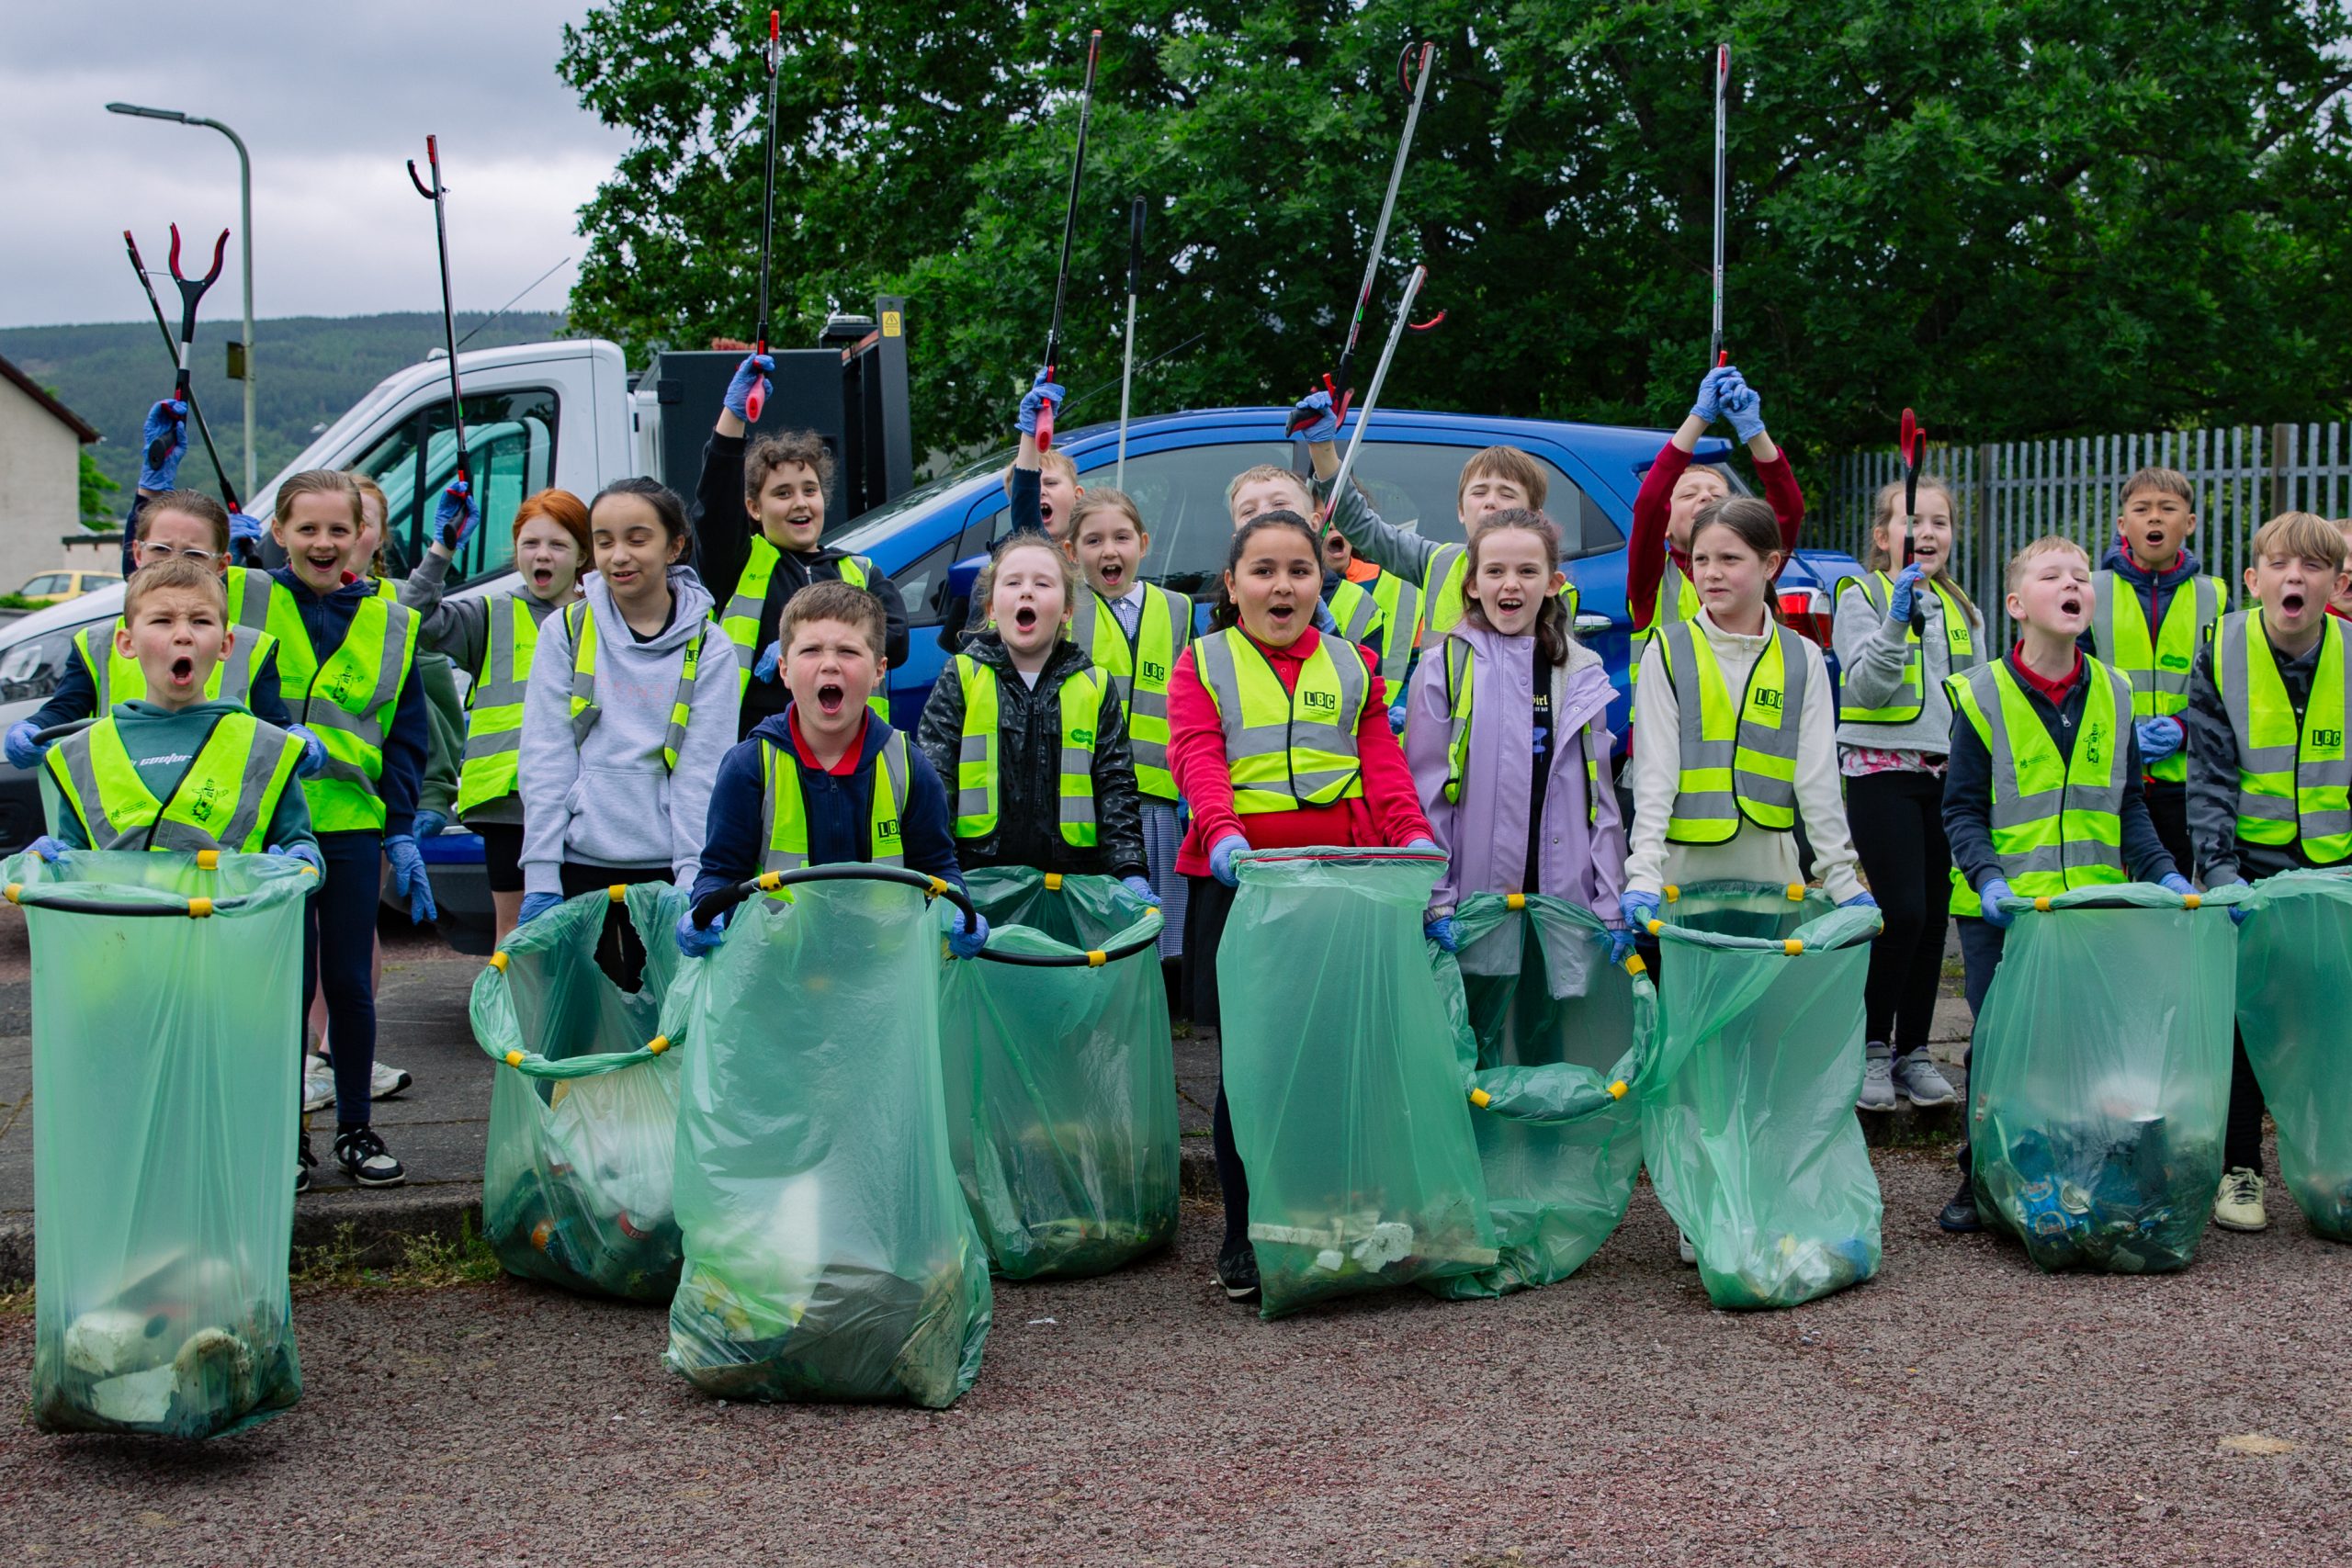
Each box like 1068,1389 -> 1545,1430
1402,508 -> 1628,955
516,479 -> 740,988
1064,490 -> 1193,974
1831,475 -> 1982,1116
695,357 -> 907,739
31,557 -> 317,869
2086,466 -> 2230,874
684,580 -> 974,956
263,470 -> 435,1193
936,370 -> 1083,654
1937,535 -> 2188,1234
2186,511 -> 2352,1234
915,532 -> 1149,894
400,487 -> 591,941
1223,465 -> 1388,669
1166,510 -> 1436,1304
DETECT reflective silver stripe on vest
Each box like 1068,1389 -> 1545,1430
462,594 -> 533,763
956,726 -> 993,822
1194,630 -> 1368,803
302,614 -> 412,790
759,734 -> 910,872
211,733 -> 288,854
1061,681 -> 1098,836
1335,587 -> 1381,645
2218,611 -> 2351,835
57,724 -> 285,852
56,733 -> 121,848
1661,620 -> 1806,827
1075,592 -> 1189,776
1965,661 -> 2131,878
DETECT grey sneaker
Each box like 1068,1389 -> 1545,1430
1892,1050 -> 1956,1107
1857,1042 -> 1896,1111
1676,1230 -> 1697,1265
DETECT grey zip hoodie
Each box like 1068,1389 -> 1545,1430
517,566 -> 741,897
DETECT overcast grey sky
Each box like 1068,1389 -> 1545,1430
0,0 -> 628,327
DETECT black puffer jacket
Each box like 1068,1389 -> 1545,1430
915,632 -> 1147,880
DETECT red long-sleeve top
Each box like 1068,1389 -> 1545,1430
1168,626 -> 1431,875
1628,440 -> 1806,630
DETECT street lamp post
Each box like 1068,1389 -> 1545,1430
106,102 -> 255,498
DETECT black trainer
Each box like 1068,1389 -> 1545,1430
296,1128 -> 316,1196
1938,1174 -> 1983,1234
1215,1242 -> 1261,1303
334,1124 -> 407,1188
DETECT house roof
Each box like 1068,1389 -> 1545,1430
0,353 -> 100,445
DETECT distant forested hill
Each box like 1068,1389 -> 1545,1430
0,311 -> 570,513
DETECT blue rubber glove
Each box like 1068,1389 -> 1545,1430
1406,836 -> 1441,854
1424,914 -> 1460,952
675,908 -> 728,957
287,723 -> 326,781
723,354 -> 775,421
2159,873 -> 2195,899
434,479 -> 481,552
517,890 -> 562,925
1291,389 -> 1340,444
1720,376 -> 1767,442
266,841 -> 322,876
1388,698 -> 1408,736
1016,367 -> 1065,437
753,641 -> 781,683
140,398 -> 188,491
1312,600 -> 1340,637
1839,891 -> 1880,910
26,834 -> 69,865
1887,562 -> 1927,622
1604,922 -> 1637,965
413,809 -> 448,839
5,719 -> 45,771
1621,889 -> 1662,932
1119,874 -> 1160,907
944,902 -> 989,959
1689,365 -> 1741,425
228,509 -> 264,549
1978,876 -> 2017,930
2135,716 -> 2184,765
383,834 -> 437,925
1208,833 -> 1248,887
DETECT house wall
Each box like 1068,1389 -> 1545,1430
0,376 -> 85,595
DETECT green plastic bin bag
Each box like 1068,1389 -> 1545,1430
1422,894 -> 1656,1299
1640,882 -> 1885,1310
2235,871 -> 2352,1239
472,882 -> 689,1301
938,867 -> 1177,1279
666,870 -> 990,1407
1218,849 -> 1498,1317
1970,883 -> 2242,1272
15,849 -> 311,1438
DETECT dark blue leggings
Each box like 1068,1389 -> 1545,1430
302,829 -> 381,1127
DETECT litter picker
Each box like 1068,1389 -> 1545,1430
407,136 -> 469,497
1034,28 -> 1103,453
745,10 -> 782,423
1710,42 -> 1730,367
123,230 -> 237,513
1115,197 -> 1145,490
143,224 -> 229,475
1898,407 -> 1924,570
1321,265 -> 1431,531
1291,41 -> 1440,434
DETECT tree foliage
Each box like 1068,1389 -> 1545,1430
560,0 -> 2352,462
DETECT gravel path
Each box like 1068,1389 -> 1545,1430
5,1150 -> 2345,1567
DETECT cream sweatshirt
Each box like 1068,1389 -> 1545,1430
1625,607 -> 1865,901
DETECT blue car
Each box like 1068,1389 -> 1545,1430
824,406 -> 1863,740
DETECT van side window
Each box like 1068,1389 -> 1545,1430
348,388 -> 559,584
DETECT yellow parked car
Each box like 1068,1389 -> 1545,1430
12,569 -> 119,605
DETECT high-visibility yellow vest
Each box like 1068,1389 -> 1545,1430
77,565 -> 278,710
1327,568 -> 1423,688
719,536 -> 887,716
266,582 -> 421,832
453,592 -> 550,816
45,709 -> 304,853
1944,656 -> 2133,918
757,728 -> 909,888
1419,543 -> 1578,645
1834,570 -> 1979,723
1655,619 -> 1809,843
949,654 -> 1102,847
1439,637 -> 1600,824
1071,585 -> 1191,800
1193,627 -> 1369,813
2215,609 -> 2352,863
1631,558 -> 1702,692
2090,570 -> 2224,784
563,600 -> 704,773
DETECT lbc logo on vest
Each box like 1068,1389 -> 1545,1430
1751,689 -> 1782,713
2314,727 -> 2346,750
876,818 -> 900,844
1301,689 -> 1339,715
1141,660 -> 1168,682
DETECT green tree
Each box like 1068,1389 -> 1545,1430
77,449 -> 119,528
561,0 -> 2352,463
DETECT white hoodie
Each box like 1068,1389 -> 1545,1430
518,566 -> 741,897
1625,606 -> 1864,901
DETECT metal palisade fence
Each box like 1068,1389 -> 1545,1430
1821,423 -> 2352,639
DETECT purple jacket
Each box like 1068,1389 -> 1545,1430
1405,622 -> 1628,920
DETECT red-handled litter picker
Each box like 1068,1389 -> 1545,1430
1710,42 -> 1730,368
1320,265 -> 1432,532
123,230 -> 237,513
407,136 -> 469,496
1115,197 -> 1145,490
143,225 -> 229,474
1034,28 -> 1103,454
1291,41 -> 1440,434
745,9 -> 783,423
1897,407 -> 1927,627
